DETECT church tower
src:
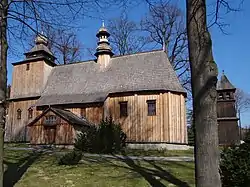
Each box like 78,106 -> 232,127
6,34 -> 56,142
95,22 -> 114,69
217,71 -> 240,145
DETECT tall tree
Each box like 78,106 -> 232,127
0,1 -> 8,185
186,0 -> 242,186
108,13 -> 149,55
141,0 -> 190,87
186,0 -> 221,186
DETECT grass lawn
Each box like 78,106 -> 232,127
4,150 -> 195,187
124,148 -> 194,157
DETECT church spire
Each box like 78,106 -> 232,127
95,22 -> 113,68
24,34 -> 56,63
217,70 -> 235,90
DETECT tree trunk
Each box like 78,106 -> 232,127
0,1 -> 8,186
186,0 -> 221,186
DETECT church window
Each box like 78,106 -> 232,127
26,63 -> 30,71
119,101 -> 128,117
147,100 -> 156,116
17,109 -> 22,119
28,108 -> 33,119
218,93 -> 223,100
45,115 -> 57,125
226,92 -> 230,100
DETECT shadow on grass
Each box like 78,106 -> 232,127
4,151 -> 41,187
119,154 -> 191,187
80,151 -> 190,187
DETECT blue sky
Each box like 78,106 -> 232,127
7,0 -> 250,126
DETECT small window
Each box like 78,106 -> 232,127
218,93 -> 223,100
26,63 -> 30,71
119,101 -> 128,117
147,100 -> 156,116
28,108 -> 33,119
17,109 -> 22,119
45,115 -> 57,125
226,92 -> 230,100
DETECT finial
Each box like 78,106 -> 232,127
35,34 -> 48,46
102,20 -> 105,27
222,70 -> 225,75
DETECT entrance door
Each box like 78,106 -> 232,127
44,126 -> 56,144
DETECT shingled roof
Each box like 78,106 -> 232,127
36,50 -> 185,106
217,72 -> 235,90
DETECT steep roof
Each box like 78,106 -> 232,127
217,72 -> 235,90
28,107 -> 93,127
36,50 -> 185,106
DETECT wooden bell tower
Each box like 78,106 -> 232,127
217,71 -> 240,145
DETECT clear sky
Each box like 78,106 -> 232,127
7,0 -> 250,126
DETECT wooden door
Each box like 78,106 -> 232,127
44,126 -> 56,144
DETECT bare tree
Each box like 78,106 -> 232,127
235,88 -> 250,115
42,26 -> 83,64
141,0 -> 190,87
108,13 -> 150,55
0,0 -> 127,186
186,0 -> 242,186
186,0 -> 221,184
235,88 -> 250,139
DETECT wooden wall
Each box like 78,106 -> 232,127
5,99 -> 40,142
11,60 -> 53,98
29,112 -> 77,144
66,106 -> 103,124
217,101 -> 237,118
104,92 -> 187,143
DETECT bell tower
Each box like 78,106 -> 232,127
6,34 -> 56,142
10,34 -> 56,99
217,71 -> 240,145
95,21 -> 114,69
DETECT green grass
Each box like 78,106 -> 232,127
124,148 -> 194,157
4,143 -> 30,148
4,150 -> 195,187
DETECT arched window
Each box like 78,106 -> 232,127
17,109 -> 22,119
28,108 -> 33,119
226,92 -> 230,100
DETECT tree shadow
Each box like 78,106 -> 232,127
109,153 -> 191,187
3,151 -> 41,187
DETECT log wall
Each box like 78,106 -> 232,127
66,106 -> 103,124
29,113 -> 77,145
11,60 -> 53,98
5,99 -> 40,142
104,92 -> 187,143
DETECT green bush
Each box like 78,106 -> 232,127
74,117 -> 127,154
58,150 -> 82,165
74,126 -> 98,153
220,133 -> 250,187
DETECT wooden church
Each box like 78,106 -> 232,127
5,25 -> 188,145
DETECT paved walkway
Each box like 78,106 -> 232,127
5,147 -> 194,162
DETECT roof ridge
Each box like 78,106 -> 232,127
55,59 -> 96,67
54,49 -> 164,66
112,49 -> 164,59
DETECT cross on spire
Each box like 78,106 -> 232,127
102,20 -> 105,27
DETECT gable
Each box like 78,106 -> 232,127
27,107 -> 92,127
